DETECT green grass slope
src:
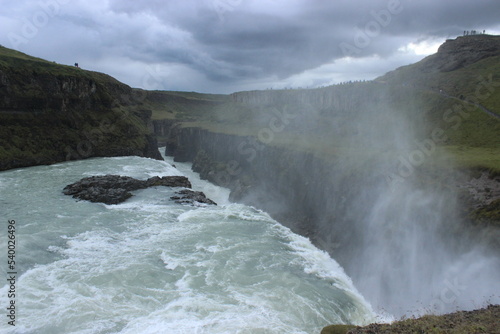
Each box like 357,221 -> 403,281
377,35 -> 500,171
150,35 -> 500,227
154,36 -> 500,173
0,46 -> 161,170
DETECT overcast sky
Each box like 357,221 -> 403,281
1,0 -> 499,94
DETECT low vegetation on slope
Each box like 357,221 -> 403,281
378,35 -> 500,172
151,36 -> 500,226
152,36 -> 500,174
0,46 -> 161,170
322,304 -> 500,334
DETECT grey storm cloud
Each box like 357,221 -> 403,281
1,0 -> 499,93
106,0 -> 500,80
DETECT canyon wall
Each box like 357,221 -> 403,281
154,106 -> 499,315
0,48 -> 162,170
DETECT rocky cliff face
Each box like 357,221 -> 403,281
434,35 -> 500,72
392,34 -> 500,74
230,81 -> 381,112
2,72 -> 103,112
0,47 -> 162,171
163,125 -> 330,235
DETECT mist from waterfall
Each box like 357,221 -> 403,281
313,85 -> 500,316
232,84 -> 500,317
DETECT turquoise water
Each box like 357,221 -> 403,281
0,155 -> 376,334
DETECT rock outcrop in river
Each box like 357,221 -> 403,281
63,174 -> 216,205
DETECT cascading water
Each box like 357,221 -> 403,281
351,168 -> 500,316
0,154 -> 379,334
323,97 -> 500,316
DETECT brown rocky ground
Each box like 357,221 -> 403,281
322,304 -> 500,334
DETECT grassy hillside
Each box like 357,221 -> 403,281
150,35 -> 500,229
376,36 -> 500,168
143,90 -> 229,121
0,46 -> 123,88
151,36 -> 500,173
2,35 -> 498,178
0,46 -> 161,170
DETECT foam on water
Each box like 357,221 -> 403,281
164,156 -> 231,206
0,155 -> 377,334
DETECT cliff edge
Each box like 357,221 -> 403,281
429,34 -> 500,72
0,46 -> 162,171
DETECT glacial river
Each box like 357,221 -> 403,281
0,153 -> 378,334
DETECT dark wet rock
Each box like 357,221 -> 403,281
145,176 -> 192,188
63,175 -> 144,195
69,186 -> 133,205
63,174 -> 217,206
170,189 -> 217,206
63,174 -> 191,205
320,324 -> 356,334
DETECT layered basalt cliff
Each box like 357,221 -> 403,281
230,81 -> 381,112
0,46 -> 162,171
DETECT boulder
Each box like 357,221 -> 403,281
170,189 -> 217,205
145,176 -> 192,188
63,174 -> 194,205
